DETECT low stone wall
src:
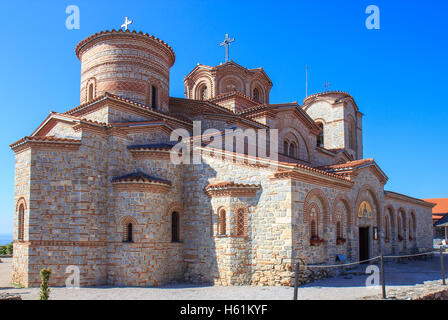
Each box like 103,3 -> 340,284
415,288 -> 448,300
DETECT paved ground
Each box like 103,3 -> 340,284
0,255 -> 446,300
0,257 -> 12,290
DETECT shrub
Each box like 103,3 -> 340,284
39,268 -> 51,300
5,243 -> 13,255
0,246 -> 6,255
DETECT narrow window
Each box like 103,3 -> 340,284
289,143 -> 296,158
88,83 -> 94,101
253,88 -> 260,102
218,209 -> 226,235
317,123 -> 324,147
18,204 -> 24,241
171,212 -> 180,242
284,141 -> 289,156
200,86 -> 208,100
348,120 -> 356,150
236,209 -> 245,236
336,221 -> 342,239
398,216 -> 402,240
124,223 -> 133,242
151,85 -> 157,109
310,220 -> 317,238
385,215 -> 390,241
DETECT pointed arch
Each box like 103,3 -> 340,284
332,193 -> 353,226
354,184 -> 382,227
280,127 -> 310,162
86,78 -> 97,102
409,210 -> 416,240
118,216 -> 138,242
384,205 -> 395,241
166,203 -> 183,242
16,197 -> 27,242
304,188 -> 331,225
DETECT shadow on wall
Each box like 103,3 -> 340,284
182,158 -> 263,286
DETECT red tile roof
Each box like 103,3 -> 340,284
10,136 -> 81,149
75,29 -> 175,65
423,198 -> 448,214
204,182 -> 260,191
318,158 -> 375,171
209,91 -> 262,105
111,172 -> 171,185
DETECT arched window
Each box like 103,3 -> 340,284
171,211 -> 180,242
124,223 -> 133,242
289,142 -> 297,158
218,209 -> 226,235
385,214 -> 390,241
316,122 -> 324,147
397,216 -> 403,241
18,204 -> 25,241
235,208 -> 245,237
347,117 -> 356,150
151,85 -> 157,109
283,140 -> 289,156
253,88 -> 260,102
310,220 -> 318,238
350,124 -> 355,150
88,83 -> 94,101
336,221 -> 342,239
408,214 -> 416,240
200,86 -> 208,100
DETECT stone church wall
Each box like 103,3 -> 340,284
12,132 -> 110,287
183,153 -> 294,286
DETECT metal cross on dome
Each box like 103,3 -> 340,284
219,33 -> 235,63
121,17 -> 133,31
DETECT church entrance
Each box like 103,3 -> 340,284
359,227 -> 369,262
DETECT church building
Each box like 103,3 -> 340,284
10,29 -> 434,287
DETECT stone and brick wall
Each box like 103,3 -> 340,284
77,30 -> 175,112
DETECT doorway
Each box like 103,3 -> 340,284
359,227 -> 369,262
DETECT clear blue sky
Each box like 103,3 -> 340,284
0,0 -> 447,234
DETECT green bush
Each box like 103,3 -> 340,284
0,242 -> 13,256
39,268 -> 51,300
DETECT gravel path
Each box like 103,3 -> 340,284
0,255 -> 446,300
0,258 -> 12,289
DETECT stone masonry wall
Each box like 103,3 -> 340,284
183,153 -> 294,286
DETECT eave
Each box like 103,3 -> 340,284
385,191 -> 436,208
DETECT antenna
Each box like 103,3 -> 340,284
305,65 -> 309,97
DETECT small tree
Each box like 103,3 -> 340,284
39,268 -> 51,300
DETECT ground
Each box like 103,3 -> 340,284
0,255 -> 446,300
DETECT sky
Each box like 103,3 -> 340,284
0,0 -> 447,234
